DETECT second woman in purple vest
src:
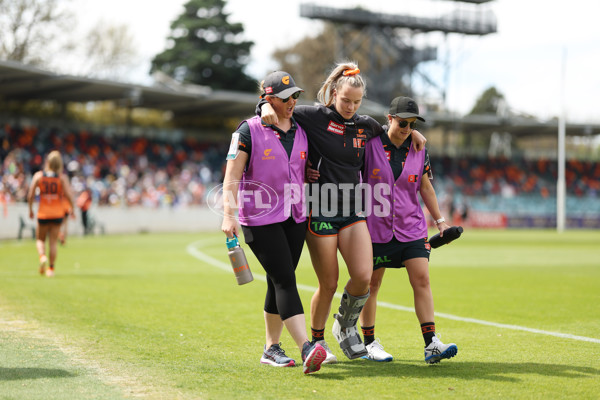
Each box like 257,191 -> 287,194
360,96 -> 458,364
221,71 -> 326,374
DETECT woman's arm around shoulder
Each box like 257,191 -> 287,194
411,129 -> 427,152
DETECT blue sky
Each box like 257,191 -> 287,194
72,0 -> 600,125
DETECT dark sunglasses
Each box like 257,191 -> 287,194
281,92 -> 301,103
398,120 -> 416,129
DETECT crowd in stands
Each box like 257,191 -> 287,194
431,156 -> 600,200
2,123 -> 599,213
1,124 -> 228,208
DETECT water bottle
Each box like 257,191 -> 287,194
226,235 -> 253,285
429,226 -> 464,249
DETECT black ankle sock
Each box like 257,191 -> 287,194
421,322 -> 436,346
361,325 -> 375,346
311,328 -> 324,343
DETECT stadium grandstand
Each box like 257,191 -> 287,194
1,55 -> 599,239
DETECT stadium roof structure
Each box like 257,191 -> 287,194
0,59 -> 598,138
0,59 -> 389,120
357,102 -> 600,139
0,59 -> 260,118
445,113 -> 598,138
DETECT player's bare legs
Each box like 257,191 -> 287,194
405,257 -> 457,363
337,222 -> 372,296
359,267 -> 386,327
306,233 -> 339,331
47,223 -> 61,271
332,222 -> 372,359
404,258 -> 434,323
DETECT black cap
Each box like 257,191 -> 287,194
389,96 -> 425,122
262,71 -> 303,99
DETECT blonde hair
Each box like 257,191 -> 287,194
258,79 -> 266,96
317,61 -> 367,106
46,150 -> 63,174
258,78 -> 278,101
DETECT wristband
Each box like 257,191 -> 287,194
435,217 -> 445,225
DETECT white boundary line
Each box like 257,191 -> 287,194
186,239 -> 600,344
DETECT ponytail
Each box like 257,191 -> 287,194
317,61 -> 366,106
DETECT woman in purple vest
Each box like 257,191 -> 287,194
360,96 -> 458,364
221,71 -> 326,374
258,62 -> 427,362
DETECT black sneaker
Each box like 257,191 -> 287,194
260,343 -> 295,367
301,341 -> 326,374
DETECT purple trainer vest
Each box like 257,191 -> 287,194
238,116 -> 308,226
364,135 -> 427,242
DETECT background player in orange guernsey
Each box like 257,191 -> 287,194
27,151 -> 75,277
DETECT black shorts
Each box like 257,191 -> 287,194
38,218 -> 63,225
308,211 -> 366,236
372,237 -> 430,270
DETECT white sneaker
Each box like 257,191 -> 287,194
362,339 -> 393,362
424,335 -> 458,364
314,340 -> 337,364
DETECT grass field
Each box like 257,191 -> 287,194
1,229 -> 599,399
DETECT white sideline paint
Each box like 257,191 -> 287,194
186,240 -> 600,345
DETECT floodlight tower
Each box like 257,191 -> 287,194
300,1 -> 496,106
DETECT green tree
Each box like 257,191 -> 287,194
150,0 -> 255,91
469,86 -> 505,115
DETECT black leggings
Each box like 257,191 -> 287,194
242,218 -> 307,320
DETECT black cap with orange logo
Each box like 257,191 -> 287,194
261,71 -> 304,99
